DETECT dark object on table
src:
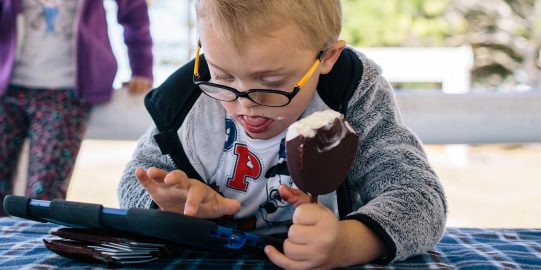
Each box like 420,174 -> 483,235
44,228 -> 176,266
2,195 -> 284,255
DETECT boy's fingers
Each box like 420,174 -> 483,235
184,184 -> 205,216
219,198 -> 241,216
293,203 -> 325,225
279,185 -> 312,206
163,170 -> 189,187
265,245 -> 300,270
135,167 -> 162,194
146,167 -> 168,181
286,224 -> 311,245
135,168 -> 153,186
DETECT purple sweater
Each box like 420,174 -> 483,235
0,0 -> 153,104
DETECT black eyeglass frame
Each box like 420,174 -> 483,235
193,42 -> 325,107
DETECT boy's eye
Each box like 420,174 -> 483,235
261,80 -> 284,88
212,73 -> 234,82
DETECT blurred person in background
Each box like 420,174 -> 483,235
0,0 -> 153,215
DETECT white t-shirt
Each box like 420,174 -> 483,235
11,0 -> 78,89
210,117 -> 299,234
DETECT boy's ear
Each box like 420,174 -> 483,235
319,40 -> 347,75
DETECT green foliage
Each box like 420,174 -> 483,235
341,0 -> 459,47
341,0 -> 541,89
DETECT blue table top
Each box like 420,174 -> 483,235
0,217 -> 540,269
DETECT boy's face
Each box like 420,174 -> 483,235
198,23 -> 323,140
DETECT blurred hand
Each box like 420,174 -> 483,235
135,167 -> 241,218
123,76 -> 152,94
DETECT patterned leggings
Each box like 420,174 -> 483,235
0,85 -> 91,214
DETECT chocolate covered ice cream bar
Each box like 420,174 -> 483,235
286,110 -> 359,200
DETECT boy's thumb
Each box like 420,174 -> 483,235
279,185 -> 311,206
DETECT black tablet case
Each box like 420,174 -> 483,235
3,195 -> 284,253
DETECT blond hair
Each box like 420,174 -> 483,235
197,0 -> 342,51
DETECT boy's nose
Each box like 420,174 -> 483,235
236,96 -> 258,108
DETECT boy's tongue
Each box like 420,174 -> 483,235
242,116 -> 273,133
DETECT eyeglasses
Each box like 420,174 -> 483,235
193,43 -> 324,107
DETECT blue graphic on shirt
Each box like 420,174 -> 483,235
224,118 -> 237,151
42,5 -> 59,32
279,138 -> 286,159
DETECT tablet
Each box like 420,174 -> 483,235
3,195 -> 284,252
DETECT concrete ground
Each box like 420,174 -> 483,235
64,141 -> 541,228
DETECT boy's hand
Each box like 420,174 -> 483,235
265,186 -> 342,269
265,185 -> 387,269
135,167 -> 241,218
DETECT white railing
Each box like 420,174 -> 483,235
85,90 -> 152,140
396,91 -> 541,144
360,47 -> 474,94
84,90 -> 541,144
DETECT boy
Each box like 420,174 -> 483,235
118,0 -> 447,268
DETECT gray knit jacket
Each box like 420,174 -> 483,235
118,48 -> 447,263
